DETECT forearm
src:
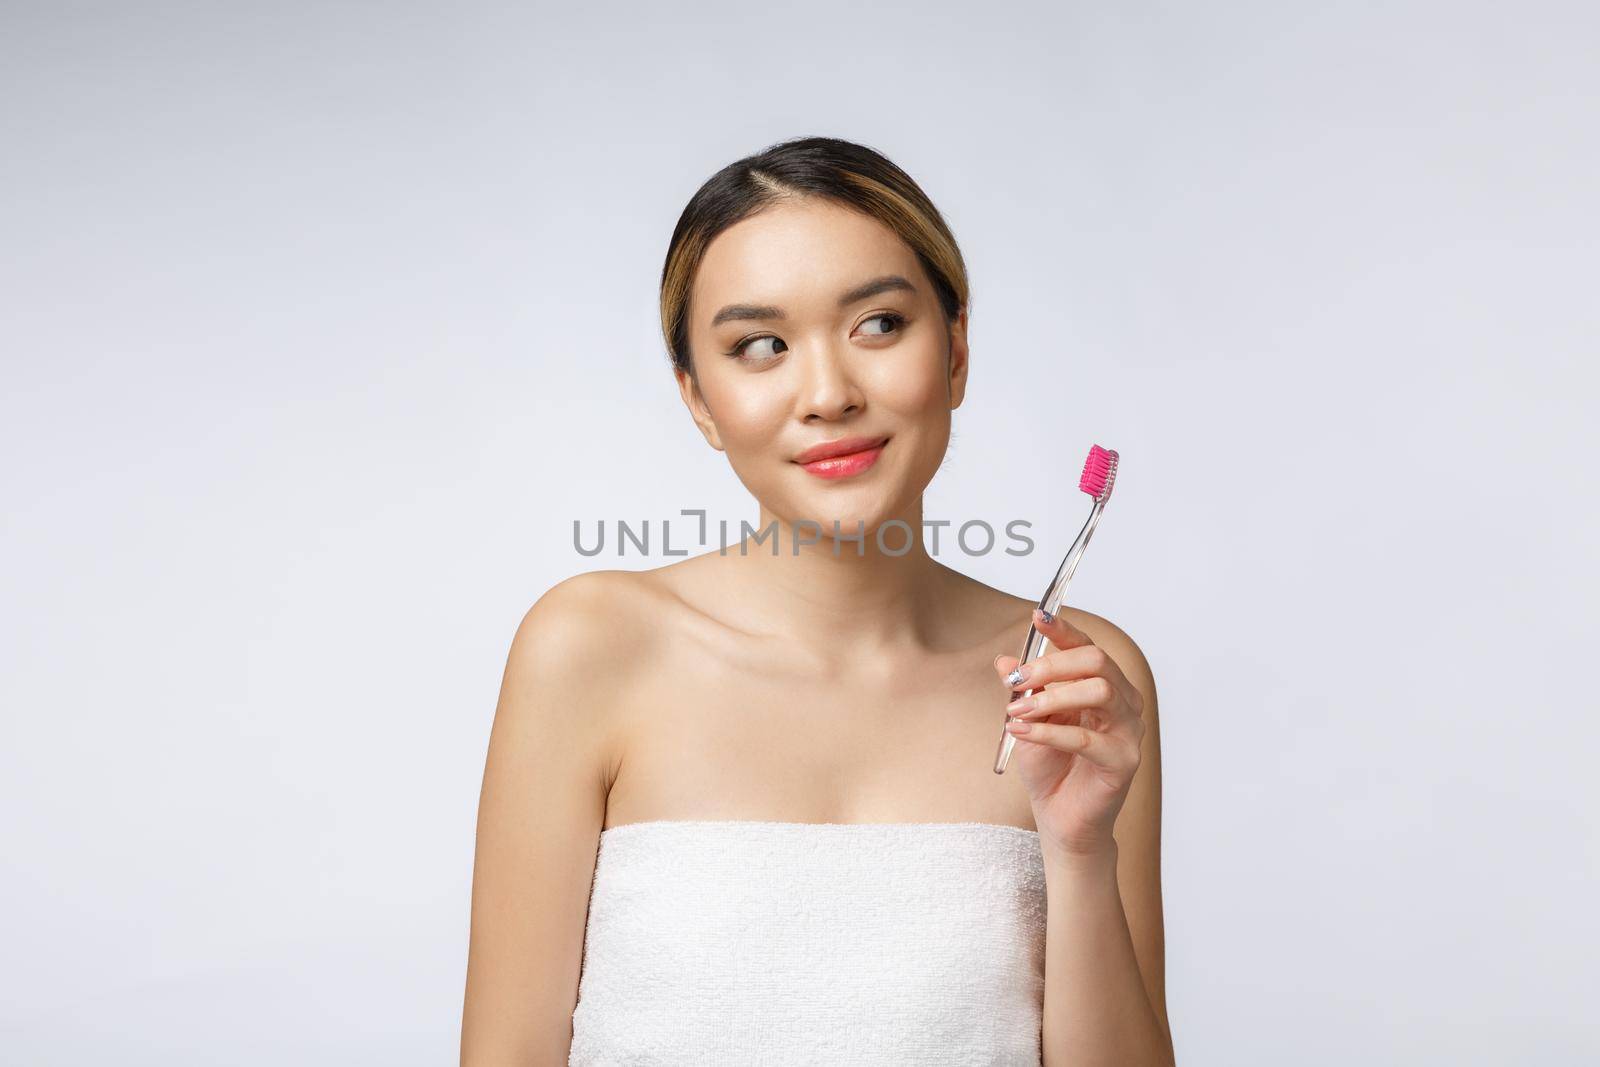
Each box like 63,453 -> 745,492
1039,841 -> 1174,1067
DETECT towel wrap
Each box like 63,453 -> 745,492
568,819 -> 1048,1065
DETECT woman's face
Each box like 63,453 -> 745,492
678,197 -> 969,540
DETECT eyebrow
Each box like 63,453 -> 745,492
708,274 -> 918,327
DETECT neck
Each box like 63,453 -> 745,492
722,495 -> 959,666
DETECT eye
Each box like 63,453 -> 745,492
858,312 -> 908,337
727,334 -> 788,361
724,312 -> 908,363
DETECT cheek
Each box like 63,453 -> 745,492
863,343 -> 951,413
698,376 -> 788,447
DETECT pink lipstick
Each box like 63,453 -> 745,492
793,435 -> 889,480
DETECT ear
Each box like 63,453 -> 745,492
946,306 -> 970,410
675,366 -> 725,452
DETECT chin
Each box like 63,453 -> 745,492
790,495 -> 905,543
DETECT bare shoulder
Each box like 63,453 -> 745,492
510,568 -> 667,677
502,569 -> 669,769
1062,606 -> 1158,713
518,566 -> 649,627
935,563 -> 1156,681
518,566 -> 629,625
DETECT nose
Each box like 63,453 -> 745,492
796,340 -> 865,422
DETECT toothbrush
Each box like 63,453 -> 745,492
993,444 -> 1120,775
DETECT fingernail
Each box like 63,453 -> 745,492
1005,696 -> 1035,713
1005,665 -> 1029,688
1005,719 -> 1032,733
1035,608 -> 1054,624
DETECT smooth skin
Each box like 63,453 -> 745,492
460,197 -> 1172,1066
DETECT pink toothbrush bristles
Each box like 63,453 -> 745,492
1079,444 -> 1118,502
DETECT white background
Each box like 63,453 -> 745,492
4,1 -> 1596,1062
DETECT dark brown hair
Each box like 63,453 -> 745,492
660,135 -> 971,380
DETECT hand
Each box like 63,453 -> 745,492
993,608 -> 1147,859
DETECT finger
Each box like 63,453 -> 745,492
996,609 -> 1092,692
1003,718 -> 1141,775
1007,641 -> 1129,694
994,609 -> 1087,689
1032,607 -> 1094,650
1018,703 -> 1147,747
1005,675 -> 1136,725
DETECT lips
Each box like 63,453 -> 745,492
792,435 -> 891,465
792,435 -> 889,480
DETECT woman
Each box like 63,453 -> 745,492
461,136 -> 1172,1066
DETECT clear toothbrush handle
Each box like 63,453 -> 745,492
993,497 -> 1109,775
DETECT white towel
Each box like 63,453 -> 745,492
568,820 -> 1048,1066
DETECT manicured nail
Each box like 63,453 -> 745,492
1035,608 -> 1054,624
1006,696 -> 1035,713
1005,665 -> 1029,688
1005,719 -> 1032,733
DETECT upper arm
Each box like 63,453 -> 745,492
460,572 -> 630,1066
1079,610 -> 1172,1057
